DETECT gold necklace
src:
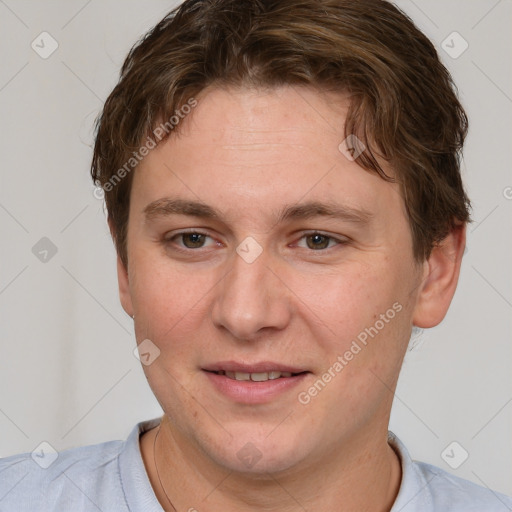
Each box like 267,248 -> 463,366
153,424 -> 178,512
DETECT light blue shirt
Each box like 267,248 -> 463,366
1,418 -> 511,511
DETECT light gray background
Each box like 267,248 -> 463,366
0,0 -> 511,497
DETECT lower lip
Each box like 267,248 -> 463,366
203,371 -> 309,404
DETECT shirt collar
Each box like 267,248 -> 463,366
119,418 -> 164,512
388,431 -> 434,511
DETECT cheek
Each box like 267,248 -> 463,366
129,251 -> 213,350
298,258 -> 413,377
129,255 -> 212,411
298,263 -> 398,339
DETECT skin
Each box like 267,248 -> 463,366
116,85 -> 466,511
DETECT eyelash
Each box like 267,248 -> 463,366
164,230 -> 347,252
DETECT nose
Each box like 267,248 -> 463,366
210,244 -> 292,341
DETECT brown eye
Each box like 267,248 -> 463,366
181,233 -> 207,248
305,234 -> 331,250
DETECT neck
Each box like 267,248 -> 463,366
140,416 -> 402,512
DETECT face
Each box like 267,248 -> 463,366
118,85 -> 435,474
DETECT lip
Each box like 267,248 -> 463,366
202,361 -> 310,404
202,361 -> 307,374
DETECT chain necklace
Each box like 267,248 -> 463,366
153,424 -> 178,512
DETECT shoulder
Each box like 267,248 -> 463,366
0,438 -> 126,511
414,460 -> 512,511
389,432 -> 512,511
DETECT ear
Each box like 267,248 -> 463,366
412,223 -> 466,328
108,218 -> 134,318
116,253 -> 134,317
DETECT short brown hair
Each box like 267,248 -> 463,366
91,0 -> 470,267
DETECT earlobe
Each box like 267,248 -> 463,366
412,223 -> 466,329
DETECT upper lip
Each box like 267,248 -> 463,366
202,361 -> 308,374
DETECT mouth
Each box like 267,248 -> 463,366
205,370 -> 307,382
202,362 -> 310,403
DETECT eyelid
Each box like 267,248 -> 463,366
164,228 -> 212,238
164,229 -> 219,248
293,230 -> 349,246
285,232 -> 349,254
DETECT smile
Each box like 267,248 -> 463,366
212,370 -> 300,381
203,365 -> 310,403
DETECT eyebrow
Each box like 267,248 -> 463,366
144,198 -> 218,220
143,198 -> 373,224
276,201 -> 373,224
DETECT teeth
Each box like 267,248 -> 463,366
250,372 -> 269,382
229,371 -> 251,380
220,371 -> 295,381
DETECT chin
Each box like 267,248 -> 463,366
200,424 -> 313,476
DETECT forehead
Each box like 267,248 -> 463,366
178,85 -> 350,154
133,85 -> 403,223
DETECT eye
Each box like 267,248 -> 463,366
296,232 -> 343,250
166,231 -> 216,249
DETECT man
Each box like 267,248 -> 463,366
1,0 -> 511,510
